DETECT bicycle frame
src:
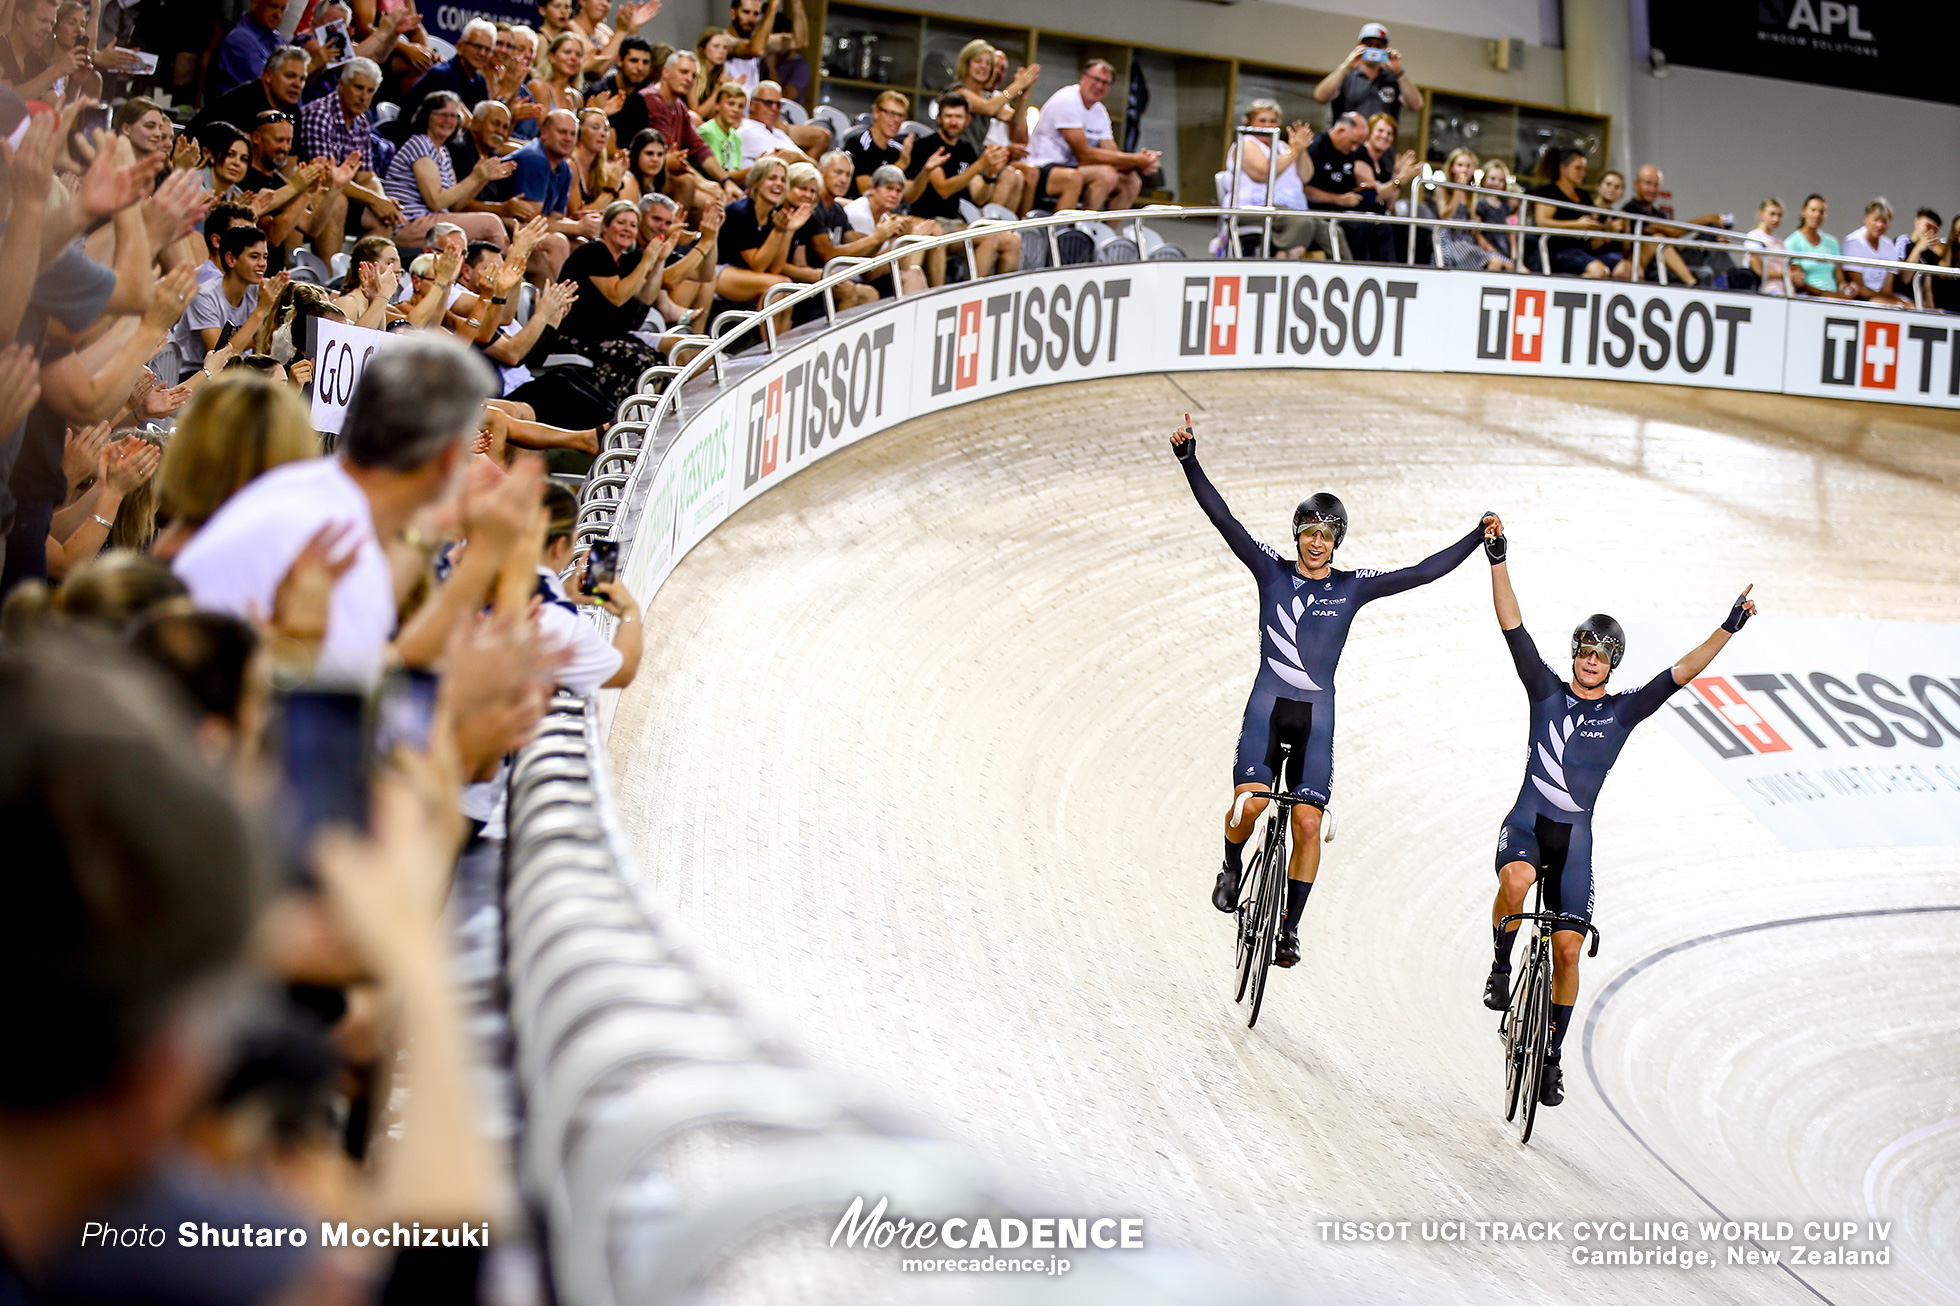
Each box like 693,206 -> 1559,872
1498,880 -> 1600,1143
1233,745 -> 1318,1029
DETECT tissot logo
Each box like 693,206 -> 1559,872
745,323 -> 896,489
929,277 -> 1133,397
1179,275 -> 1417,359
1479,287 -> 1753,374
1820,317 -> 1960,396
1671,672 -> 1959,761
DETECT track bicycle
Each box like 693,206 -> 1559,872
1229,744 -> 1334,1029
1497,879 -> 1600,1144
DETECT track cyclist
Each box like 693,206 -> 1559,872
1172,414 -> 1494,969
1480,517 -> 1757,1107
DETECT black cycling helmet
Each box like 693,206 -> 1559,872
1570,614 -> 1626,668
1292,492 -> 1348,547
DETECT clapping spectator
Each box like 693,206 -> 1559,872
947,41 -> 1037,193
1,0 -> 88,102
841,163 -> 928,296
640,51 -> 735,213
559,199 -> 675,406
153,371 -> 320,560
591,34 -> 658,144
906,93 -> 1019,282
1300,111 -> 1379,259
1355,113 -> 1419,261
294,57 -> 403,252
715,155 -> 803,318
191,127 -> 253,206
1839,197 -> 1908,305
569,106 -> 628,214
1021,60 -> 1157,213
1918,214 -> 1960,313
806,150 -> 897,306
381,91 -> 514,250
1313,22 -> 1421,125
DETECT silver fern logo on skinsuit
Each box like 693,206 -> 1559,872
1267,595 -> 1323,692
1531,713 -> 1585,813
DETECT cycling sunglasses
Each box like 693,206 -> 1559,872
1574,638 -> 1620,662
1294,519 -> 1339,542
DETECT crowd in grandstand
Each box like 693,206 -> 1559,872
0,2 -> 1955,1300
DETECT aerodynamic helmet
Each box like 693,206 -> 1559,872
1570,614 -> 1626,668
1292,492 -> 1348,547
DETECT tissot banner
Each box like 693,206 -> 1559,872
1647,1 -> 1947,107
1626,619 -> 1960,850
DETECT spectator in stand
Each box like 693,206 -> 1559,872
511,108 -> 600,279
622,126 -> 668,202
1840,197 -> 1908,305
1477,156 -> 1521,264
763,0 -> 812,106
593,34 -> 659,144
947,40 -> 1038,195
571,0 -> 659,78
294,57 -> 404,255
721,0 -> 777,93
535,481 -> 643,688
1355,112 -> 1419,259
193,133 -> 253,209
641,50 -> 737,212
0,0 -> 84,101
807,149 -> 897,304
176,334 -> 497,686
531,30 -> 588,120
189,199 -> 260,290
1314,22 -> 1421,126
1918,213 -> 1960,313
1743,197 -> 1791,295
451,98 -> 530,230
715,155 -> 805,324
114,98 -> 174,162
558,199 -> 676,406
209,0 -> 319,98
537,0 -> 576,44
1433,148 -> 1513,271
406,17 -> 499,117
568,106 -> 628,215
1299,110 -> 1383,260
189,44 -> 307,138
1622,163 -> 1731,284
844,90 -> 919,197
842,162 -> 928,296
1902,208 -> 1947,308
495,24 -> 547,141
43,431 -> 161,579
698,82 -> 749,182
1022,60 -> 1157,214
175,225 -> 271,358
907,93 -> 1019,282
741,79 -> 825,166
1530,146 -> 1617,278
689,27 -> 736,117
638,191 -> 724,321
333,233 -> 405,328
1785,194 -> 1845,297
1588,168 -> 1632,269
381,90 -> 515,249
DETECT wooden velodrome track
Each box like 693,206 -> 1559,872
605,370 -> 1960,1304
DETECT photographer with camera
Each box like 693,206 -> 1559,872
1314,23 -> 1421,126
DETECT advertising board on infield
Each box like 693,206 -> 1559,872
613,263 -> 1960,848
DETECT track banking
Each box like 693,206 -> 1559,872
1671,670 -> 1960,804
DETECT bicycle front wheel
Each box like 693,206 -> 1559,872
1502,962 -> 1530,1122
1245,823 -> 1287,1029
1518,942 -> 1550,1144
1232,840 -> 1266,1003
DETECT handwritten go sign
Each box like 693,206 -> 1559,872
309,318 -> 401,436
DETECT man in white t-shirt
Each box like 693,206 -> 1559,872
736,80 -> 822,167
1840,197 -> 1909,305
1742,196 -> 1790,295
174,335 -> 497,686
1021,59 -> 1159,214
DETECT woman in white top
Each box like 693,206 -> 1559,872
1743,197 -> 1791,295
380,92 -> 514,249
1218,100 -> 1310,254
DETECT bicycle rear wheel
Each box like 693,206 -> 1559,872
1518,941 -> 1550,1144
1245,821 -> 1286,1029
1232,840 -> 1267,1003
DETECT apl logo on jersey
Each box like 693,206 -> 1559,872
1820,317 -> 1900,390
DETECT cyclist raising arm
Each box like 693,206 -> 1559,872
1173,415 -> 1492,968
1482,517 -> 1756,1106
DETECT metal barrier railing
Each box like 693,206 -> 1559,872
503,692 -> 1269,1306
573,197 -> 1958,547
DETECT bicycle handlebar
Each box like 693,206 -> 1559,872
1499,911 -> 1602,957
